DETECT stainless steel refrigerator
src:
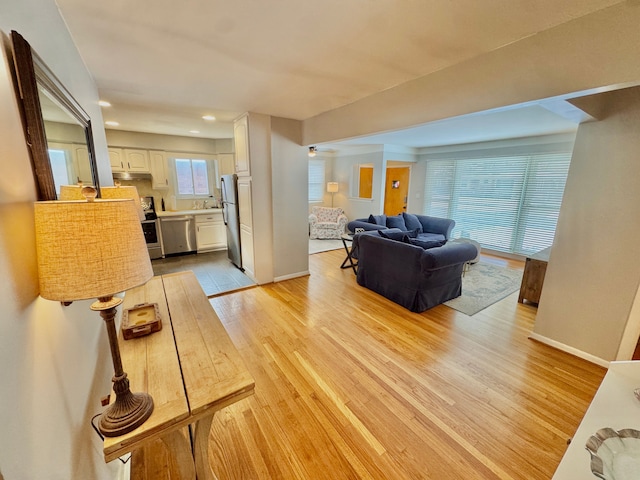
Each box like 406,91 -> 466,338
221,174 -> 243,269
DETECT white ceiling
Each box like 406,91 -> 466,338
54,0 -> 622,147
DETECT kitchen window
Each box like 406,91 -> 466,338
174,158 -> 212,197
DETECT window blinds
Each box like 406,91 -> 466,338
423,152 -> 571,256
309,159 -> 325,202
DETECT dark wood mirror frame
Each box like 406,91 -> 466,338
10,30 -> 100,201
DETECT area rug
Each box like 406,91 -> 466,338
309,238 -> 344,255
444,262 -> 523,316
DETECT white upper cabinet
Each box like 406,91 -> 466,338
149,150 -> 169,189
123,149 -> 150,173
109,148 -> 125,172
72,146 -> 93,185
233,114 -> 250,176
109,148 -> 150,173
218,153 -> 235,178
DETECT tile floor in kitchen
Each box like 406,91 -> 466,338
151,250 -> 255,297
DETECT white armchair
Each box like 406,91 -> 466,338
309,206 -> 348,239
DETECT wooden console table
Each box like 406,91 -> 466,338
518,246 -> 551,305
103,271 -> 255,479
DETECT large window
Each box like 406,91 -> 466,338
423,149 -> 572,256
175,158 -> 211,197
309,159 -> 325,202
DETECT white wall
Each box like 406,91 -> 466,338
0,1 -> 117,478
533,86 -> 640,363
331,149 -> 384,221
303,3 -> 640,146
244,112 -> 275,285
271,117 -> 309,281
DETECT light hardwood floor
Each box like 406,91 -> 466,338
202,249 -> 605,479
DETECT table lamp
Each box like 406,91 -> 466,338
33,186 -> 154,437
59,182 -> 89,200
101,182 -> 145,221
327,182 -> 339,207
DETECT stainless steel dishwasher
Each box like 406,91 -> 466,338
160,215 -> 196,256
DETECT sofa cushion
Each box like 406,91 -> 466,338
402,213 -> 423,233
417,232 -> 446,242
405,228 -> 421,239
386,214 -> 407,231
368,214 -> 387,226
378,228 -> 406,241
409,238 -> 446,250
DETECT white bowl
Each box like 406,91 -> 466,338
586,428 -> 640,479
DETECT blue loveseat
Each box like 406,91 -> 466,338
348,212 -> 455,243
354,233 -> 477,312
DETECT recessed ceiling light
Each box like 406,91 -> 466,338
202,115 -> 216,121
189,130 -> 200,134
99,100 -> 111,107
105,121 -> 119,127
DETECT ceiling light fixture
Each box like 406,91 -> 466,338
189,130 -> 200,134
308,146 -> 317,157
105,121 -> 119,127
98,100 -> 111,107
202,115 -> 216,121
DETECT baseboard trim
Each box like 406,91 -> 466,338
528,333 -> 610,368
274,271 -> 310,282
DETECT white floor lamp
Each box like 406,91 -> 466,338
327,182 -> 339,207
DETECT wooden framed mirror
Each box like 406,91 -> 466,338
10,30 -> 100,201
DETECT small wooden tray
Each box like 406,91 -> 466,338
122,302 -> 162,340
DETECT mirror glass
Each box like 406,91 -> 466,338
11,30 -> 99,200
39,85 -> 95,193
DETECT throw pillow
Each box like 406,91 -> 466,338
386,214 -> 407,231
378,229 -> 406,241
405,228 -> 420,238
409,238 -> 446,250
368,214 -> 387,226
402,212 -> 423,233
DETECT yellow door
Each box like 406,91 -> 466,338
383,167 -> 410,216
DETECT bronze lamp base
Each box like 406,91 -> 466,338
92,296 -> 154,437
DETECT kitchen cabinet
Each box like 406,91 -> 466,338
108,148 -> 125,172
72,145 -> 94,185
233,114 -> 250,176
237,177 -> 254,278
47,142 -> 93,186
149,150 -> 169,189
109,148 -> 150,173
123,149 -> 150,173
195,212 -> 226,252
218,153 -> 235,178
240,223 -> 254,277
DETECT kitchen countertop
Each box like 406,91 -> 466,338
156,208 -> 222,217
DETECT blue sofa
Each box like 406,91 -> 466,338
348,212 -> 455,243
354,233 -> 477,312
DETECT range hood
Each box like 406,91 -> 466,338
112,171 -> 153,180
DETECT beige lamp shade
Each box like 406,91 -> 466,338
101,185 -> 145,221
34,198 -> 153,302
327,182 -> 339,193
59,184 -> 90,200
